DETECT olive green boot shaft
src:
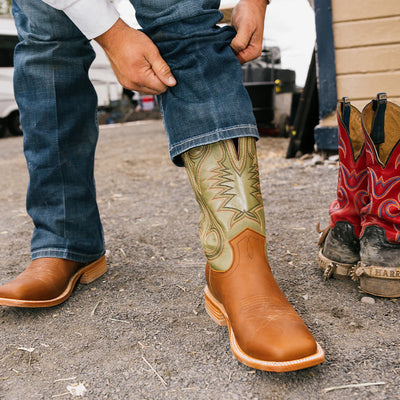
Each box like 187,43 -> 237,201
182,137 -> 266,271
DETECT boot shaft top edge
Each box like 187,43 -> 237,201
337,99 -> 365,162
362,97 -> 400,168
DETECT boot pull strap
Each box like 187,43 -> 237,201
370,92 -> 387,146
340,97 -> 351,131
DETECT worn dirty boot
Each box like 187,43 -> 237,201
183,137 -> 324,372
318,98 -> 369,280
351,94 -> 400,297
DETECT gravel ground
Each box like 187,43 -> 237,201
0,120 -> 399,400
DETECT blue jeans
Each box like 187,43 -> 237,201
12,0 -> 258,262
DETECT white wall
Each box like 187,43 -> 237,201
263,0 -> 315,87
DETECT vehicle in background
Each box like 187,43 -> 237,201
0,17 -> 19,137
0,16 -> 125,137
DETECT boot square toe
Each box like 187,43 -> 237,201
205,285 -> 325,372
238,322 -> 319,363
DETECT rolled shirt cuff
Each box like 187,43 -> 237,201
63,0 -> 120,39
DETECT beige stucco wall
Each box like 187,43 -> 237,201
332,0 -> 400,110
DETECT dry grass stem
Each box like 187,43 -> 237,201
90,301 -> 101,316
142,356 -> 167,387
0,350 -> 17,363
53,377 -> 77,383
51,393 -> 69,398
110,318 -> 131,324
323,381 -> 386,393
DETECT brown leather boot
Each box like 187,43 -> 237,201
183,137 -> 324,372
0,256 -> 107,308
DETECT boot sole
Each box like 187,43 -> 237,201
0,256 -> 107,308
204,285 -> 325,372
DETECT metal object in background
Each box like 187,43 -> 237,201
242,47 -> 296,138
286,51 -> 319,158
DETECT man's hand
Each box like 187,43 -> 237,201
230,0 -> 268,64
95,19 -> 176,95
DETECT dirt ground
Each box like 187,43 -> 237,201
0,120 -> 399,400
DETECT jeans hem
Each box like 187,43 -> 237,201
31,248 -> 105,263
170,124 -> 259,166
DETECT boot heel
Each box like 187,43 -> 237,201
204,286 -> 227,326
80,256 -> 107,284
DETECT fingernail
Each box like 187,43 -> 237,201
168,76 -> 177,86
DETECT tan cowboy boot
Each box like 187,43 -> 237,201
0,256 -> 107,308
183,137 -> 324,372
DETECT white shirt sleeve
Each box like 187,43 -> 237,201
40,0 -> 120,39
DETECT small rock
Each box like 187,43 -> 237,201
300,153 -> 313,161
302,294 -> 309,301
326,159 -> 339,166
311,155 -> 324,165
361,296 -> 375,304
17,347 -> 35,353
328,154 -> 339,162
122,371 -> 130,380
67,383 -> 87,397
303,154 -> 324,167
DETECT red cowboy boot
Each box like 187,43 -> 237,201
183,137 -> 324,372
352,93 -> 400,297
318,98 -> 369,279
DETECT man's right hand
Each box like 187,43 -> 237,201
95,19 -> 176,95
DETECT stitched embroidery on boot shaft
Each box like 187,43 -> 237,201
317,98 -> 367,279
183,137 -> 265,271
329,101 -> 368,235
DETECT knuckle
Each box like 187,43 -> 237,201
123,80 -> 140,91
152,60 -> 171,76
232,39 -> 246,51
158,63 -> 171,75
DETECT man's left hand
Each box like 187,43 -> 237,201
230,0 -> 268,64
